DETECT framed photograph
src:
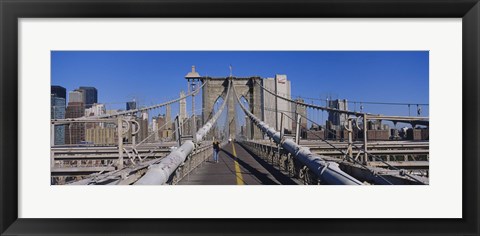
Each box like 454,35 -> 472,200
1,0 -> 479,235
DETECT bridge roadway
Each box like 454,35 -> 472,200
178,142 -> 298,185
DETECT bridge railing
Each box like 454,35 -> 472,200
277,109 -> 429,184
169,143 -> 213,184
233,83 -> 363,185
133,79 -> 232,185
238,140 -> 308,183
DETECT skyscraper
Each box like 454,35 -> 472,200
69,89 -> 84,103
138,110 -> 149,142
84,103 -> 115,145
85,127 -> 116,145
65,90 -> 85,144
327,99 -> 348,127
292,98 -> 308,134
152,116 -> 159,141
85,103 -> 106,117
78,86 -> 98,108
179,91 -> 187,121
157,115 -> 166,139
126,100 -> 137,110
51,94 -> 66,145
165,104 -> 172,130
262,75 -> 292,132
51,85 -> 66,100
85,103 -> 106,129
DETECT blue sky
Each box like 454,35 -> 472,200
51,51 -> 429,127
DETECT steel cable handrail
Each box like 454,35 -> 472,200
258,96 -> 427,184
295,112 -> 427,184
134,80 -> 232,185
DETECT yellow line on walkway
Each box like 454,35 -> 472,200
231,143 -> 245,185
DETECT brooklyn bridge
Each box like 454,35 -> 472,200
50,66 -> 429,185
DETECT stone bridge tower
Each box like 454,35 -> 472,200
200,76 -> 263,140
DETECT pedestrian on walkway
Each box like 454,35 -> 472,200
212,138 -> 220,163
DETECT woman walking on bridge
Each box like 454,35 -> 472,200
212,138 -> 220,163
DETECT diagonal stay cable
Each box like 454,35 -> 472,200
254,79 -> 429,123
80,82 -> 206,120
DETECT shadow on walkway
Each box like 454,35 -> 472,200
222,144 -> 298,185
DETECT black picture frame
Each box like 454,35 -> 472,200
1,0 -> 479,235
